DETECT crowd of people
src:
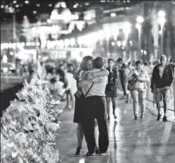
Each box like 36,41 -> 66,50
43,54 -> 175,156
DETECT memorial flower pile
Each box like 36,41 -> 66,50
1,73 -> 63,163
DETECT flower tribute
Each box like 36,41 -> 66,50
1,71 -> 64,163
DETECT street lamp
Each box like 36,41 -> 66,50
136,16 -> 144,57
123,22 -> 131,39
122,22 -> 131,60
158,10 -> 166,55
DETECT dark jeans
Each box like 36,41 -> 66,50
121,80 -> 127,96
82,96 -> 109,153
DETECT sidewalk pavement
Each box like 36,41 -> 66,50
118,89 -> 175,122
55,97 -> 175,163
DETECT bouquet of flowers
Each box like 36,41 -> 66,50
1,69 -> 64,163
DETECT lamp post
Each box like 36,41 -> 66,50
136,16 -> 144,58
158,10 -> 166,55
123,22 -> 131,60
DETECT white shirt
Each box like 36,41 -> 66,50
65,72 -> 77,94
81,69 -> 108,97
128,68 -> 149,91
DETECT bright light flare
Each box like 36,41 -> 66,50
136,16 -> 144,23
123,22 -> 131,36
158,10 -> 166,18
110,13 -> 116,17
158,17 -> 166,26
25,0 -> 29,4
135,23 -> 141,29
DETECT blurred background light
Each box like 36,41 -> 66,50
25,0 -> 29,4
110,13 -> 116,17
158,10 -> 166,17
136,16 -> 144,23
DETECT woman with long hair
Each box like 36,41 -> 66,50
128,60 -> 149,120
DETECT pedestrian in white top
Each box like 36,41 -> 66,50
128,60 -> 149,120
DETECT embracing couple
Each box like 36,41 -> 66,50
73,56 -> 109,156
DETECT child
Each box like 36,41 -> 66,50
49,74 -> 65,100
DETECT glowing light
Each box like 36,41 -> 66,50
13,1 -> 17,4
1,5 -> 4,8
71,14 -> 79,20
23,15 -> 27,18
98,30 -> 105,40
129,40 -> 133,45
2,55 -> 8,63
64,39 -> 70,47
36,4 -> 40,7
33,11 -> 37,14
61,2 -> 66,8
70,38 -> 76,46
47,19 -> 51,23
122,41 -> 127,46
49,4 -> 52,7
25,1 -> 29,4
117,41 -> 121,47
110,13 -> 116,17
85,2 -> 89,6
111,42 -> 115,46
73,3 -> 79,8
158,10 -> 166,18
10,52 -> 14,55
123,22 -> 131,36
135,23 -> 141,29
79,158 -> 85,163
103,25 -> 111,39
158,17 -> 166,26
15,4 -> 19,8
136,16 -> 144,23
50,9 -> 59,20
77,37 -> 82,45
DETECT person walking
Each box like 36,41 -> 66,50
64,64 -> 77,110
128,60 -> 149,120
151,55 -> 174,121
105,58 -> 118,120
117,58 -> 128,100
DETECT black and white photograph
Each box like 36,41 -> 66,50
1,0 -> 175,163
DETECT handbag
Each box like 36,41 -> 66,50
127,74 -> 138,91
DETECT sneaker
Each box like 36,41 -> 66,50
86,152 -> 95,156
75,147 -> 81,155
157,114 -> 161,121
163,116 -> 167,122
100,152 -> 108,156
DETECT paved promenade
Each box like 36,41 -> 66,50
56,98 -> 175,163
